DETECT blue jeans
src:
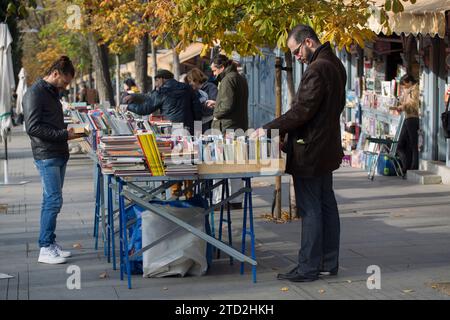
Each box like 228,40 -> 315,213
34,157 -> 68,248
293,173 -> 340,278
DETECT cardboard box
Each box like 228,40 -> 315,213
197,158 -> 285,175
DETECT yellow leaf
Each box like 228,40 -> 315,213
353,33 -> 365,48
200,44 -> 210,58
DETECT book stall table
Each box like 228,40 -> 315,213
71,106 -> 286,289
106,161 -> 284,289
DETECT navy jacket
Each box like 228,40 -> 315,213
127,79 -> 202,133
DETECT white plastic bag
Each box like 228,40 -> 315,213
141,204 -> 207,278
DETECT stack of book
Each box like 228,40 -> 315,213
87,110 -> 108,131
162,136 -> 199,176
136,132 -> 166,176
69,102 -> 90,113
98,135 -> 149,176
101,109 -> 135,135
139,116 -> 173,135
135,132 -> 199,176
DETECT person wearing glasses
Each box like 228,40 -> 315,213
23,56 -> 83,264
253,25 -> 347,282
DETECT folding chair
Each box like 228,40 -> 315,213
365,113 -> 405,181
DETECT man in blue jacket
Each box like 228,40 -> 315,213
23,56 -> 83,264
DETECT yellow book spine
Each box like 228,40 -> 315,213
136,134 -> 153,175
145,134 -> 159,176
150,134 -> 165,176
256,138 -> 260,163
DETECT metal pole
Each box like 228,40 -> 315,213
273,57 -> 282,219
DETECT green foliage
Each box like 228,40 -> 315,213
3,0 -> 37,20
151,0 -> 417,56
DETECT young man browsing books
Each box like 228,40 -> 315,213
23,56 -> 84,264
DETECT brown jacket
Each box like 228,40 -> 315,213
399,83 -> 419,119
263,42 -> 347,177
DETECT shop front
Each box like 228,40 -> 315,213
341,1 -> 450,179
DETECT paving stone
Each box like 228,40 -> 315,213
1,127 -> 450,300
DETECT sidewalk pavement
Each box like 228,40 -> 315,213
1,127 -> 450,300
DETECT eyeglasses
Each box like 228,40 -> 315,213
292,40 -> 305,56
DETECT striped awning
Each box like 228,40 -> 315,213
367,0 -> 450,38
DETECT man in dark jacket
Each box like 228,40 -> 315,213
256,25 -> 347,282
23,56 -> 82,265
124,69 -> 202,135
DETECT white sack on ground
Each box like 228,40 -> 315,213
141,204 -> 207,278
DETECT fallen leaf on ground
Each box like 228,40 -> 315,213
99,272 -> 108,279
318,289 -> 326,294
260,212 -> 294,223
402,289 -> 414,293
280,287 -> 289,292
281,211 -> 290,221
428,282 -> 450,296
72,243 -> 82,249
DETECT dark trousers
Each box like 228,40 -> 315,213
293,173 -> 340,278
397,117 -> 419,171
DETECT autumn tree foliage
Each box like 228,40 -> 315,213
150,0 -> 416,55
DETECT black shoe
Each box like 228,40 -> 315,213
288,274 -> 319,282
277,268 -> 318,282
276,266 -> 299,280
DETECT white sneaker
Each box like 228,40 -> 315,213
38,246 -> 67,264
52,243 -> 72,258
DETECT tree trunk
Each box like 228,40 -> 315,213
135,34 -> 149,93
284,51 -> 297,218
150,37 -> 157,90
172,46 -> 181,80
115,54 -> 120,106
273,57 -> 283,219
284,51 -> 296,105
88,63 -> 94,89
87,32 -> 115,106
